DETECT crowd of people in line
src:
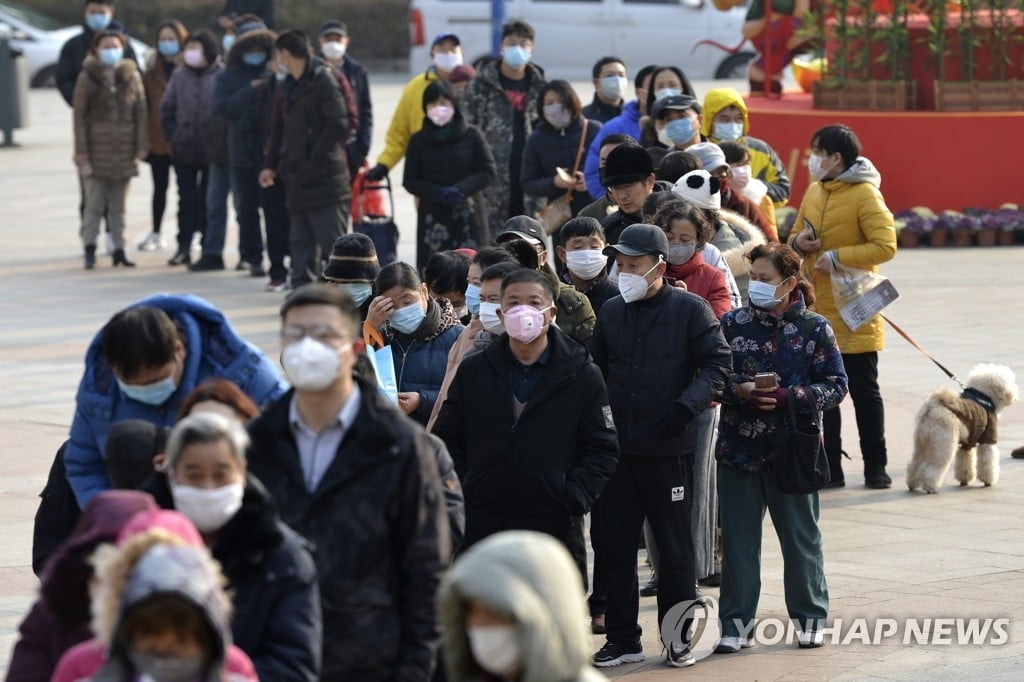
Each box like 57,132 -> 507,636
20,0 -> 912,679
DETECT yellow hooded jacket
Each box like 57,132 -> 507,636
376,68 -> 440,170
703,87 -> 791,206
790,157 -> 897,354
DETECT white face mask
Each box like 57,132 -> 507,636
478,302 -> 505,335
808,153 -> 837,181
321,40 -> 346,61
565,248 -> 607,281
619,262 -> 660,303
170,482 -> 244,533
433,51 -> 462,72
599,75 -> 628,101
281,337 -> 343,392
467,625 -> 521,677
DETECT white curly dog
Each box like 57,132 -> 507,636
907,364 -> 1019,494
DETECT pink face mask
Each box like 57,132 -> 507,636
502,305 -> 550,344
183,48 -> 206,68
427,105 -> 454,127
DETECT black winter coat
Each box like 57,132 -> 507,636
246,380 -> 450,681
31,442 -> 81,577
274,59 -> 351,212
521,116 -> 602,216
590,282 -> 732,458
433,326 -> 619,554
339,56 -> 373,176
220,0 -> 276,27
404,113 -> 496,268
142,474 -> 322,681
215,28 -> 275,169
56,21 -> 138,106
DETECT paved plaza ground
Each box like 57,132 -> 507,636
1,82 -> 1022,680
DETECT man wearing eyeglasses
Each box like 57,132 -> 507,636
246,283 -> 452,681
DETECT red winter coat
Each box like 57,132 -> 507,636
665,251 -> 733,319
51,639 -> 258,682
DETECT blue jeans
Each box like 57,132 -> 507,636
172,162 -> 207,252
231,165 -> 265,266
203,162 -> 230,258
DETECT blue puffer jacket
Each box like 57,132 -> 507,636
65,294 -> 287,507
583,99 -> 642,199
384,298 -> 463,426
716,293 -> 849,473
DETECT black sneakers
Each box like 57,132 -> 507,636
188,256 -> 226,272
593,641 -> 645,667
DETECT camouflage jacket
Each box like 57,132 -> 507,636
463,57 -> 546,231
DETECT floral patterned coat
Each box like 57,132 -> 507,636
717,293 -> 848,473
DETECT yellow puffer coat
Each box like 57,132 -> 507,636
790,157 -> 896,354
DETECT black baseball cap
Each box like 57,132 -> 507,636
319,20 -> 348,37
432,32 -> 460,47
497,216 -> 545,246
603,224 -> 669,259
651,94 -> 701,120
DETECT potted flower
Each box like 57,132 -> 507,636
895,207 -> 933,248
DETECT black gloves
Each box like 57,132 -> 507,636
365,163 -> 389,182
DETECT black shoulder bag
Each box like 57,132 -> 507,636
774,392 -> 831,494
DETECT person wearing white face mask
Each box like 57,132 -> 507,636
556,217 -> 619,315
365,32 -> 465,182
522,81 -> 603,221
317,20 -> 373,178
439,530 -> 610,682
246,283 -> 452,679
147,412 -> 322,681
404,81 -> 497,270
366,262 -> 464,424
583,56 -> 629,124
433,269 -> 618,584
463,20 -> 548,233
789,124 -> 896,490
590,224 -> 731,669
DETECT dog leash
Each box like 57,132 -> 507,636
881,315 -> 965,390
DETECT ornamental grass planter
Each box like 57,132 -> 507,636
898,230 -> 921,248
928,229 -> 950,247
934,80 -> 1024,111
813,80 -> 917,110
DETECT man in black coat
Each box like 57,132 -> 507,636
601,143 -> 657,246
56,1 -> 138,107
317,20 -> 373,179
433,268 -> 618,576
247,284 -> 450,681
590,224 -> 731,669
260,30 -> 350,290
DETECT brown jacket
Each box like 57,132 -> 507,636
141,52 -> 175,156
936,391 -> 998,448
73,57 -> 148,181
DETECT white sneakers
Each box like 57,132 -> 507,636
137,232 -> 164,251
714,636 -> 755,654
798,630 -> 824,648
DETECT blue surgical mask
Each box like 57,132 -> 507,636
390,301 -> 427,335
117,375 -> 177,406
660,117 -> 696,146
748,279 -> 788,309
502,46 -> 531,69
713,121 -> 744,142
85,12 -> 111,32
655,87 -> 682,101
599,75 -> 627,101
339,283 -> 373,307
222,34 -> 236,53
99,47 -> 124,67
465,284 -> 481,316
243,51 -> 268,67
158,40 -> 181,57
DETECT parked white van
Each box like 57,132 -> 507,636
409,0 -> 754,80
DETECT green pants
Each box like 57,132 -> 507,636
717,463 -> 828,636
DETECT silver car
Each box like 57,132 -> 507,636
0,0 -> 149,87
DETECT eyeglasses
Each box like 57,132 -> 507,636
281,324 -> 347,344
